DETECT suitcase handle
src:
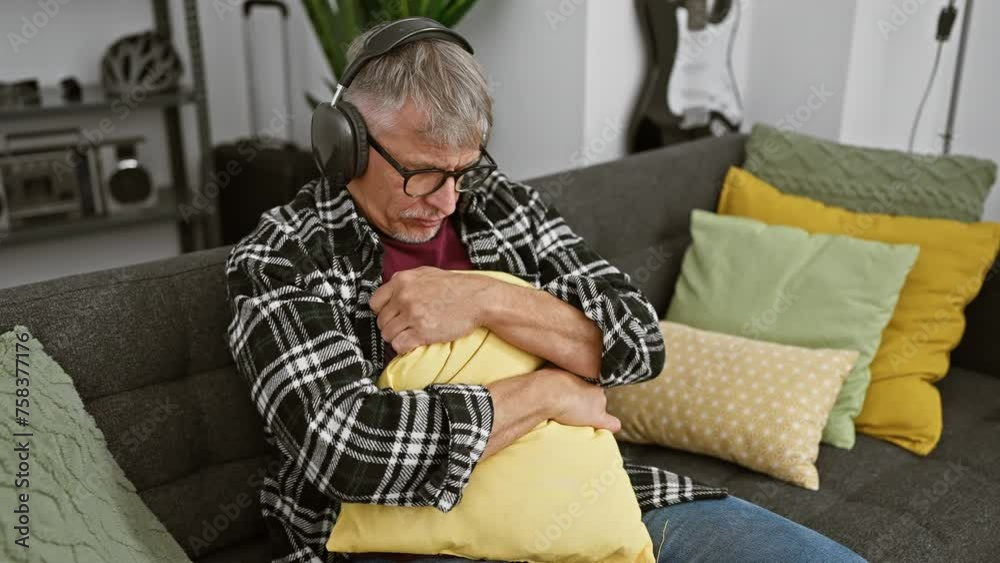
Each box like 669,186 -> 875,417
243,0 -> 288,18
242,0 -> 294,141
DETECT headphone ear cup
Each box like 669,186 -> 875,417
310,102 -> 357,184
339,101 -> 370,179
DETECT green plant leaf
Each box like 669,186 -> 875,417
301,0 -> 346,78
358,0 -> 383,27
438,0 -> 478,27
334,0 -> 364,74
424,0 -> 443,19
301,0 -> 480,103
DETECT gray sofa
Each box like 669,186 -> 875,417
1,134 -> 997,563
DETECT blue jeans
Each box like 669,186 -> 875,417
353,496 -> 866,562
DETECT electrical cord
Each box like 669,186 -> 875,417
908,0 -> 959,152
908,40 -> 945,152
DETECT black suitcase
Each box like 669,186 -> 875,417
215,0 -> 317,246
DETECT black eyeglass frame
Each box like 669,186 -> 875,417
367,134 -> 498,197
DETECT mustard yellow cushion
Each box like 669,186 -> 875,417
327,271 -> 654,563
718,167 -> 1000,454
608,321 -> 859,490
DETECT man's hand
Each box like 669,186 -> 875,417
482,366 -> 621,460
370,266 -> 496,354
537,368 -> 622,432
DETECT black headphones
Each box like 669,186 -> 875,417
309,17 -> 474,185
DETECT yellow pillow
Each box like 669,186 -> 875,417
608,321 -> 859,490
327,270 -> 654,563
718,167 -> 1000,454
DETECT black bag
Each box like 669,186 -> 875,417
214,0 -> 317,246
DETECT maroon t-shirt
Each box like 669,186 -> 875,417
377,217 -> 473,364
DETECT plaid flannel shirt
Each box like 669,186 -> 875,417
225,171 -> 728,563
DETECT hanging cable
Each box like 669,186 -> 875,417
908,0 -> 958,152
908,41 -> 945,152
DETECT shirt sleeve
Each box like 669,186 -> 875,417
517,182 -> 666,387
224,228 -> 493,511
624,462 -> 729,510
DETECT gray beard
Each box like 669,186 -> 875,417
386,223 -> 442,244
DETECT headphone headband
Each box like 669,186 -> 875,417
336,17 -> 474,95
311,17 -> 475,183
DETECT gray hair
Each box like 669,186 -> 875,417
342,22 -> 493,150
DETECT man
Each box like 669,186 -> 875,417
225,22 -> 866,563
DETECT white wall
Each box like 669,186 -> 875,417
746,0 -> 1000,221
744,0 -> 858,140
0,0 -> 312,289
456,0 -> 588,181
580,0 -> 645,168
3,0 -> 997,290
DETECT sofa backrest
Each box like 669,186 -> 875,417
0,245 -> 267,561
533,134 -> 747,316
1,133 -> 996,560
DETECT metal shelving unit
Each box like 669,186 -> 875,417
3,190 -> 178,245
0,0 -> 213,252
0,85 -> 198,120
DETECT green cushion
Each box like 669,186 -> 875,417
666,211 -> 919,449
743,123 -> 997,222
0,326 -> 191,563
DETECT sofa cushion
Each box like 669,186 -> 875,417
718,167 -> 1000,455
666,210 -> 919,449
0,326 -> 192,563
743,123 -> 998,222
0,246 -> 271,561
608,321 -> 859,490
619,365 -> 1000,562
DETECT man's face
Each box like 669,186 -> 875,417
347,100 -> 482,243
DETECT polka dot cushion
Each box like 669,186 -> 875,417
606,321 -> 860,490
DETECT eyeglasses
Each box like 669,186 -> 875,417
368,135 -> 498,197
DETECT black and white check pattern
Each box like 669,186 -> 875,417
225,171 -> 728,563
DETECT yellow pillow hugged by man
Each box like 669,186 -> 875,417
327,270 -> 654,563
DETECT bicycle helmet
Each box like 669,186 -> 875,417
101,31 -> 183,96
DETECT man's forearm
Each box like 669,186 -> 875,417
483,367 -> 621,460
480,280 -> 603,378
482,371 -> 553,459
